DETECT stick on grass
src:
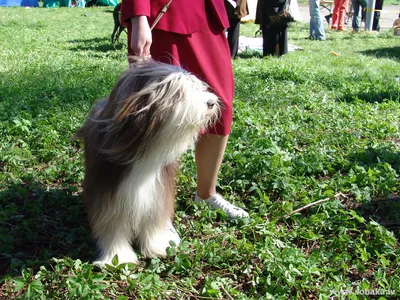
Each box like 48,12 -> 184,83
283,193 -> 342,218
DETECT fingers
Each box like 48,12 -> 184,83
142,40 -> 151,58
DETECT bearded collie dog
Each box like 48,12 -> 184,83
75,61 -> 220,266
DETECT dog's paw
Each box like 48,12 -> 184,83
93,260 -> 108,268
93,251 -> 139,267
141,226 -> 181,258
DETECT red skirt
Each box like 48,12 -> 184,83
128,10 -> 234,136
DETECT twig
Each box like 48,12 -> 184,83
200,232 -> 228,242
283,193 -> 341,218
287,197 -> 332,216
220,285 -> 234,300
187,293 -> 218,300
0,220 -> 14,227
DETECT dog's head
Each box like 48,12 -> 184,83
83,61 -> 220,164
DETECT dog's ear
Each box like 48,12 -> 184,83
94,84 -> 162,163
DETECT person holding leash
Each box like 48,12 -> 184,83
120,0 -> 249,241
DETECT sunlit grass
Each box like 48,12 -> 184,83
1,6 -> 399,299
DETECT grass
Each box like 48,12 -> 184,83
1,6 -> 400,300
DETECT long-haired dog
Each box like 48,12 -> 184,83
75,61 -> 220,266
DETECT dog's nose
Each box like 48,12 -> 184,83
207,100 -> 215,109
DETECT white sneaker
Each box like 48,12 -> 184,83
165,220 -> 181,246
194,194 -> 249,218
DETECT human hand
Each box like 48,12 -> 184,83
130,16 -> 152,58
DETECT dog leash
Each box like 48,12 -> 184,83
150,0 -> 173,31
118,0 -> 172,31
124,0 -> 173,64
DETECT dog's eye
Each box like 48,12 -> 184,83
206,100 -> 214,109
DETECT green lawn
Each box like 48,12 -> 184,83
1,6 -> 400,299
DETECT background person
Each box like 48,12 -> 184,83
224,0 -> 249,58
255,0 -> 290,56
309,0 -> 326,40
351,0 -> 366,32
331,0 -> 349,30
372,0 -> 384,31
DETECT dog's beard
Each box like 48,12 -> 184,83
75,61 -> 220,265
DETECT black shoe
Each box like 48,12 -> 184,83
325,15 -> 331,25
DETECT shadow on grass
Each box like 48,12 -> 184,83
326,75 -> 400,103
0,64 -> 121,121
359,46 -> 400,60
68,37 -> 127,52
344,145 -> 400,241
339,89 -> 400,103
356,197 -> 400,241
347,145 -> 400,172
0,183 -> 96,277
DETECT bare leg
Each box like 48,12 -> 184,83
194,134 -> 249,218
195,134 -> 229,199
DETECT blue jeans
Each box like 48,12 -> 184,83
309,0 -> 326,40
351,0 -> 367,31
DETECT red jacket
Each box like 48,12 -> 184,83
120,0 -> 230,35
